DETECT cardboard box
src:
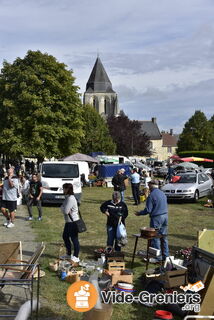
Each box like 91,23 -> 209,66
145,265 -> 188,289
83,303 -> 113,320
107,256 -> 124,263
66,270 -> 83,284
164,268 -> 188,288
104,269 -> 133,286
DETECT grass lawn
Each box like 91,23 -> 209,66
31,186 -> 214,320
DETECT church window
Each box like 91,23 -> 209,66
93,97 -> 96,107
104,99 -> 107,114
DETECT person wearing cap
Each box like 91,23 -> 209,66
111,168 -> 128,202
100,191 -> 128,251
135,179 -> 169,262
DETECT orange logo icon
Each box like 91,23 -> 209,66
67,280 -> 98,312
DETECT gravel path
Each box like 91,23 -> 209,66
0,204 -> 39,319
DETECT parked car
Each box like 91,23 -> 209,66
161,171 -> 213,201
153,166 -> 168,178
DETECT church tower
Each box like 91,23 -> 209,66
83,57 -> 119,118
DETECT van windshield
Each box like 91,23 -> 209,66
42,164 -> 79,178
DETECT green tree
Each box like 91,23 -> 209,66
80,104 -> 116,154
107,111 -> 151,156
177,110 -> 212,152
208,114 -> 214,150
0,50 -> 84,160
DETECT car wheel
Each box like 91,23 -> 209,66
193,190 -> 199,202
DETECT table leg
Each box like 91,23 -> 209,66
160,236 -> 165,267
146,239 -> 151,270
131,237 -> 139,268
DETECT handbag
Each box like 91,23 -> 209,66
68,211 -> 87,233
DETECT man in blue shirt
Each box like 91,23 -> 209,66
135,179 -> 169,262
130,168 -> 140,205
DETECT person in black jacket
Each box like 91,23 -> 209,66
111,168 -> 128,202
100,191 -> 128,251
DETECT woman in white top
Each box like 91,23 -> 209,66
60,183 -> 80,265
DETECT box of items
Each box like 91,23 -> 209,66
104,269 -> 133,286
65,270 -> 84,284
108,261 -> 125,272
164,268 -> 188,288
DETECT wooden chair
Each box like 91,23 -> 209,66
0,242 -> 45,282
0,242 -> 45,319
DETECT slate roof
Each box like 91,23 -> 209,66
85,57 -> 115,93
139,119 -> 162,140
162,133 -> 179,147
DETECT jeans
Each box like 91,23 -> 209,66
150,214 -> 169,260
63,222 -> 80,257
131,183 -> 140,204
120,191 -> 125,202
27,198 -> 42,218
107,225 -> 121,251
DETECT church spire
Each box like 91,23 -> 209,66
85,57 -> 115,93
84,56 -> 119,117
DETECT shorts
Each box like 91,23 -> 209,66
1,200 -> 17,213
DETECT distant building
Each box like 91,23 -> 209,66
161,129 -> 179,159
83,57 -> 119,118
139,118 -> 178,160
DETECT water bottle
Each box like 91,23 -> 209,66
61,269 -> 67,280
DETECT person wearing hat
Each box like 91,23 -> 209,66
112,168 -> 128,202
135,179 -> 169,262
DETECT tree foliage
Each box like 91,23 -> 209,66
107,111 -> 152,156
177,110 -> 213,153
0,50 -> 84,160
81,105 -> 116,154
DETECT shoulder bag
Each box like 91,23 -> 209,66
68,210 -> 87,233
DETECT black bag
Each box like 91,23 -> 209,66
69,211 -> 87,233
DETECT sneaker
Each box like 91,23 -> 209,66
38,217 -> 42,221
59,254 -> 71,260
26,217 -> 33,221
6,222 -> 15,228
71,256 -> 80,263
3,220 -> 9,226
143,257 -> 160,263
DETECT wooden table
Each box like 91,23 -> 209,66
131,233 -> 165,269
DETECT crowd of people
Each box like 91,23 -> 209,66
0,164 -> 43,228
59,166 -> 169,266
2,159 -> 213,267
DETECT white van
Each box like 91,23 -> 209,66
40,161 -> 82,204
75,161 -> 90,183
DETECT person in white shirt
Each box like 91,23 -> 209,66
130,168 -> 140,205
1,167 -> 19,228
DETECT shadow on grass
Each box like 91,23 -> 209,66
15,215 -> 27,221
82,198 -> 109,204
169,244 -> 190,253
168,233 -> 196,241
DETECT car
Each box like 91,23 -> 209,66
161,171 -> 213,202
153,166 -> 168,178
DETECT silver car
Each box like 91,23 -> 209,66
161,171 -> 213,201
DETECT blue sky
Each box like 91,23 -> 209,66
0,0 -> 214,133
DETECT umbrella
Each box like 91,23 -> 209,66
173,162 -> 199,169
61,153 -> 99,163
180,157 -> 213,163
170,155 -> 181,160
